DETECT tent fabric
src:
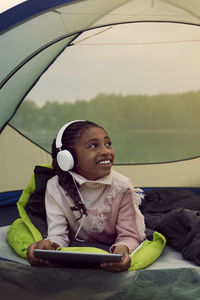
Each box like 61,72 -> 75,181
1,0 -> 200,131
0,125 -> 52,192
0,191 -> 22,207
1,0 -> 200,192
1,2 -> 200,297
0,0 -> 76,32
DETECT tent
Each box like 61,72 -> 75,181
1,0 -> 200,196
1,1 -> 200,299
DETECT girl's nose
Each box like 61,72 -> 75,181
100,144 -> 110,155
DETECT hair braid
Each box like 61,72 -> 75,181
52,120 -> 103,219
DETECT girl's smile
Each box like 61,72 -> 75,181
74,127 -> 115,180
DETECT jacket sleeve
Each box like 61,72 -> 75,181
111,190 -> 145,253
45,180 -> 70,247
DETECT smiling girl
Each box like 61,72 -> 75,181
27,120 -> 145,272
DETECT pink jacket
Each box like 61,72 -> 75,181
45,169 -> 146,252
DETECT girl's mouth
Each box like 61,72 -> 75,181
98,160 -> 111,165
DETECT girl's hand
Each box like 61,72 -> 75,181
100,245 -> 131,272
26,239 -> 59,266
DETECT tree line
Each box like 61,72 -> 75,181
11,91 -> 200,132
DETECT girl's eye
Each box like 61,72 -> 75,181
105,141 -> 112,147
89,143 -> 97,149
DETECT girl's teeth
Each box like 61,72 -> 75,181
99,160 -> 110,165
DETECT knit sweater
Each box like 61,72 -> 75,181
45,169 -> 145,252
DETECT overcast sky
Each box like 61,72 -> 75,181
2,1 -> 200,105
26,22 -> 200,105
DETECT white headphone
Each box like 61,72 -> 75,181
56,120 -> 85,171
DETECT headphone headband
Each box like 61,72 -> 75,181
56,120 -> 85,149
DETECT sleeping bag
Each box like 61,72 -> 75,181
7,165 -> 166,270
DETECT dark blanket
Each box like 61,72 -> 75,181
142,189 -> 200,265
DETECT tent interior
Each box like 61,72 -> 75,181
1,0 -> 200,298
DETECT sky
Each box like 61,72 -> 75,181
1,1 -> 200,105
27,22 -> 200,105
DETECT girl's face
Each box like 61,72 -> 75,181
74,126 -> 115,180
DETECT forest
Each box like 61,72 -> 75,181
10,91 -> 200,164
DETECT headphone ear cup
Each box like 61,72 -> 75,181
57,150 -> 74,171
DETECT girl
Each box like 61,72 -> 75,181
27,120 -> 145,272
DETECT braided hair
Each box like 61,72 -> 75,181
52,120 -> 103,220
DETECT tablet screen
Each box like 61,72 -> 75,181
34,249 -> 123,267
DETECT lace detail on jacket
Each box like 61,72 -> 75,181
87,184 -> 138,234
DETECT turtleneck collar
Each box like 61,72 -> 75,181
69,170 -> 112,188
